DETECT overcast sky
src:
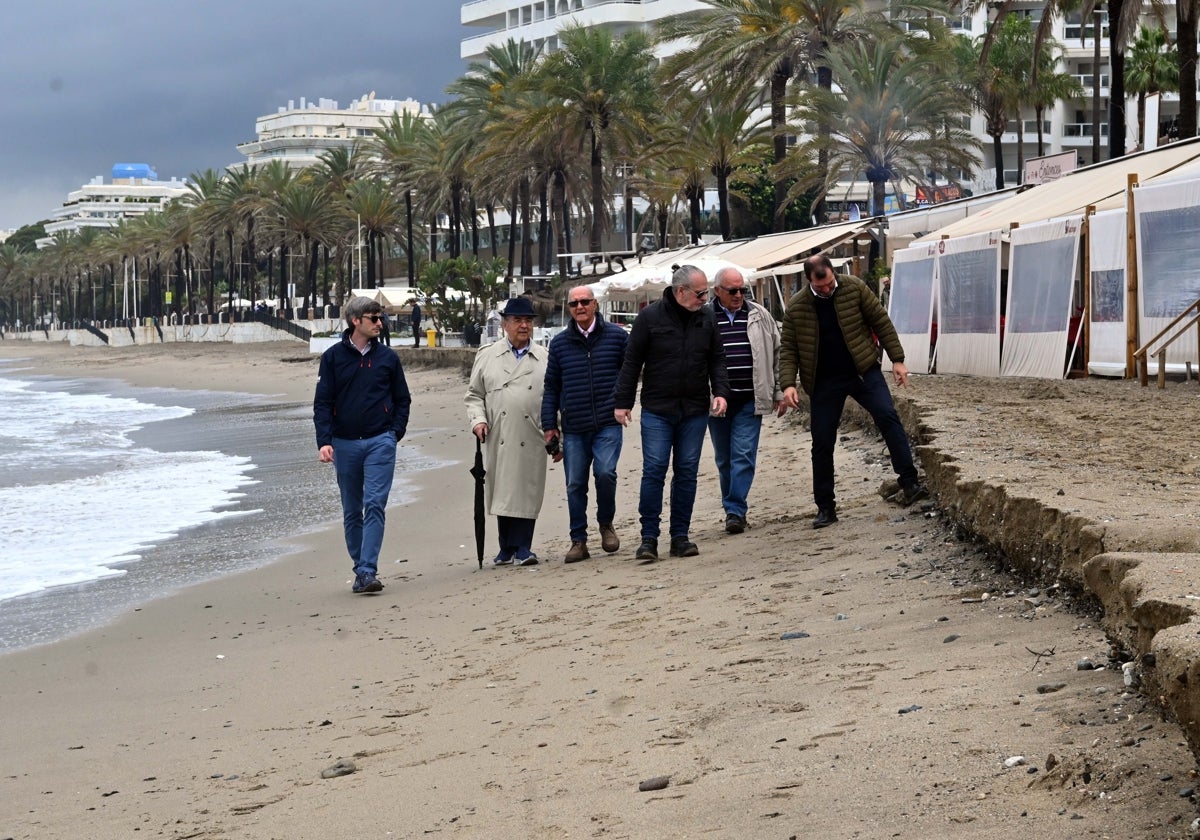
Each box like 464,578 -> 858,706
0,1 -> 467,231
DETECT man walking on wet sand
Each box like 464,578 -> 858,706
314,296 -> 412,593
779,254 -> 927,529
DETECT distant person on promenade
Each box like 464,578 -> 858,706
779,254 -> 927,530
707,267 -> 785,535
314,297 -> 412,594
542,284 -> 629,563
410,301 -> 422,347
614,265 -> 729,562
379,311 -> 391,346
465,297 -> 552,566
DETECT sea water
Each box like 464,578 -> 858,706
0,374 -> 258,601
0,360 -> 437,652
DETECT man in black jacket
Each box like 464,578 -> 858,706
314,297 -> 412,594
542,284 -> 629,563
614,265 -> 729,562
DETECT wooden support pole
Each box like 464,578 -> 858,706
1082,206 -> 1095,377
1125,173 -> 1140,379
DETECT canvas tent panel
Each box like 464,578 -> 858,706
1087,209 -> 1128,376
917,140 -> 1200,243
885,243 -> 937,372
936,231 -> 1002,376
1134,177 -> 1200,371
1001,217 -> 1081,379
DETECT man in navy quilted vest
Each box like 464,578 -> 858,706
542,284 -> 629,563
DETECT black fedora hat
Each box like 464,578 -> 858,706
501,297 -> 536,317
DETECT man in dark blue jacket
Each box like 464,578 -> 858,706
314,297 -> 412,594
542,284 -> 629,563
613,265 -> 729,562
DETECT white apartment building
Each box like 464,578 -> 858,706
235,93 -> 428,170
462,0 -> 1186,206
462,0 -> 705,63
38,164 -> 189,248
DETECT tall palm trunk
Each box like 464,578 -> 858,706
814,62 -> 833,225
552,173 -> 569,279
1180,2 -> 1198,138
405,190 -> 415,283
589,129 -> 604,252
715,167 -> 732,241
770,60 -> 791,232
539,180 -> 551,273
487,204 -> 498,261
507,186 -> 519,281
470,196 -> 480,258
520,177 -> 533,277
1108,0 -> 1128,157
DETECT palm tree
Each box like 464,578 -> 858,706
269,180 -> 340,315
370,110 -> 428,283
787,33 -> 980,215
659,1 -> 807,230
345,180 -> 401,287
446,39 -> 545,273
537,25 -> 659,253
1125,25 -> 1179,145
182,168 -> 225,317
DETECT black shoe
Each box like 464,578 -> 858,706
895,483 -> 930,507
352,573 -> 384,593
669,537 -> 699,557
812,508 -> 838,529
635,538 -> 658,562
725,513 -> 746,535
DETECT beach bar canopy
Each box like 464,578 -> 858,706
915,139 -> 1200,244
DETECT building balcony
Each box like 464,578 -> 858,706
1061,122 -> 1108,144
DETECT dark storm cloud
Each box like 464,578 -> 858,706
0,0 -> 466,229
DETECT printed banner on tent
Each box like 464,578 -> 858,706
935,231 -> 1002,377
1002,217 -> 1082,379
1087,209 -> 1128,376
1133,178 -> 1200,372
886,243 -> 938,373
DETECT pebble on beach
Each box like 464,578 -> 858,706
320,759 -> 357,779
639,775 -> 670,792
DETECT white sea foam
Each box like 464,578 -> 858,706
0,375 -> 259,602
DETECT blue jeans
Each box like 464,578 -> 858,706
638,410 -> 708,541
809,366 -> 917,510
332,431 -> 396,577
562,425 -> 623,542
707,400 -> 762,519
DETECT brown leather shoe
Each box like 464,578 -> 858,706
564,541 -> 590,563
598,522 -> 620,553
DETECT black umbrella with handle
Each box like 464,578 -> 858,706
469,435 -> 486,569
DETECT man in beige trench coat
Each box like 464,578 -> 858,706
465,297 -> 556,566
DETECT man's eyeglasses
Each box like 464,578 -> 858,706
685,287 -> 709,300
362,314 -> 383,323
719,287 -> 746,296
567,299 -> 595,308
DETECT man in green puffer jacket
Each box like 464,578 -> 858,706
779,254 -> 927,529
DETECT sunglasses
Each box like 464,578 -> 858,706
719,287 -> 746,296
686,287 -> 709,299
361,314 -> 383,323
568,299 -> 595,308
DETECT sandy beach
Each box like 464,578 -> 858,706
1,340 -> 1198,839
